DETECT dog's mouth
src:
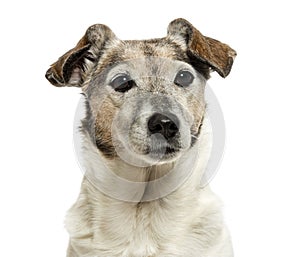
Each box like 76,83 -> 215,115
165,146 -> 177,154
126,132 -> 186,163
146,144 -> 180,158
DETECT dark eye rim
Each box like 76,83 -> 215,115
174,70 -> 195,87
110,74 -> 136,93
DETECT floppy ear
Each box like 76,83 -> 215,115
45,24 -> 116,87
167,18 -> 236,78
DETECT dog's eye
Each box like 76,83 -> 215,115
110,74 -> 135,93
174,70 -> 194,87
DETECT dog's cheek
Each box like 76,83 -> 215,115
187,97 -> 205,135
94,100 -> 118,158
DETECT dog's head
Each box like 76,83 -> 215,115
46,18 -> 236,166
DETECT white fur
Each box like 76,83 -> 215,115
66,115 -> 233,257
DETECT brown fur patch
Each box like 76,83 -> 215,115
168,18 -> 236,77
93,99 -> 118,159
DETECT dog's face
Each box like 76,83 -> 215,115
46,19 -> 236,165
87,53 -> 206,164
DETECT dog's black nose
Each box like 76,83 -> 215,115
148,113 -> 179,139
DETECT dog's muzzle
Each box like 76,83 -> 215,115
110,93 -> 193,166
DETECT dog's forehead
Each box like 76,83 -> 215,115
124,38 -> 185,59
95,38 -> 187,72
122,39 -> 186,58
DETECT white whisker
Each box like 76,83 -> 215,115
191,135 -> 199,140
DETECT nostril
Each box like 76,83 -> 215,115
147,113 -> 179,139
150,123 -> 163,133
168,122 -> 178,133
148,115 -> 164,134
165,122 -> 178,138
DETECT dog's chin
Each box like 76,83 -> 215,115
148,147 -> 181,163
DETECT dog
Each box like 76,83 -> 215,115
46,18 -> 236,257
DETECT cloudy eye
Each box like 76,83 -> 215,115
174,70 -> 194,87
110,74 -> 136,93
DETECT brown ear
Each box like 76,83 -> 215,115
45,24 -> 116,87
167,18 -> 236,78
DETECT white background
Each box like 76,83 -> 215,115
0,0 -> 299,256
